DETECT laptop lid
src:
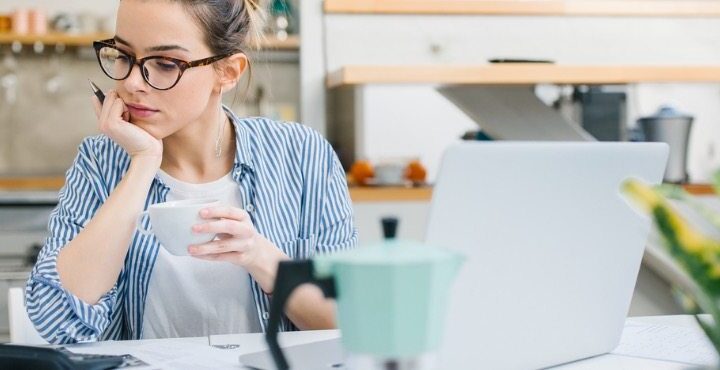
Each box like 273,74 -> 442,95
427,142 -> 668,369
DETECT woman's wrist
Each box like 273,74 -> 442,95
128,155 -> 162,178
246,236 -> 290,294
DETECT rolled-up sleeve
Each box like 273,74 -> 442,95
25,138 -> 117,344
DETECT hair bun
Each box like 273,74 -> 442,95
245,0 -> 259,11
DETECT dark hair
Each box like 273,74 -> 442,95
174,0 -> 265,99
118,0 -> 262,99
176,0 -> 265,56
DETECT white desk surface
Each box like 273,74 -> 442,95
64,315 -> 716,370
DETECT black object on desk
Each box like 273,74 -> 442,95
0,344 -> 124,370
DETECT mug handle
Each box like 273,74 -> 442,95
266,260 -> 336,370
136,210 -> 153,236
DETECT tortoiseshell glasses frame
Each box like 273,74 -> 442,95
93,39 -> 231,91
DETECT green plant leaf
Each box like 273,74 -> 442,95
654,207 -> 720,295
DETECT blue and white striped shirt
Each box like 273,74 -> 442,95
26,109 -> 358,344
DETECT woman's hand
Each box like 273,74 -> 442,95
189,206 -> 289,293
92,91 -> 163,161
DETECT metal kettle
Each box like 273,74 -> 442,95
638,106 -> 694,183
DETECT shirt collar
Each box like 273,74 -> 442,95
224,106 -> 255,174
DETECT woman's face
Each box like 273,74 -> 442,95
114,0 -> 219,139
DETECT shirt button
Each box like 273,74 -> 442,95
246,204 -> 255,213
262,312 -> 270,320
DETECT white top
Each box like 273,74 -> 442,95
141,169 -> 262,339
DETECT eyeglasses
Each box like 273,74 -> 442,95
92,39 -> 230,90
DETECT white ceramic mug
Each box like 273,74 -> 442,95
374,162 -> 406,185
136,198 -> 221,256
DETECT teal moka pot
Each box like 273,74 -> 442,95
266,217 -> 464,369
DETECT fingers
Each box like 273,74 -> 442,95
98,90 -> 115,124
192,252 -> 237,263
91,96 -> 102,119
98,91 -> 127,124
188,238 -> 250,256
199,206 -> 248,221
193,218 -> 253,238
107,91 -> 126,121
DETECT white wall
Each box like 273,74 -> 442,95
357,85 -> 476,181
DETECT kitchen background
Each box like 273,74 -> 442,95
2,0 -> 720,342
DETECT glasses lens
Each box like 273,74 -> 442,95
98,46 -> 131,80
143,58 -> 182,90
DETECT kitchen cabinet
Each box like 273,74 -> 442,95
328,65 -> 720,87
0,32 -> 300,50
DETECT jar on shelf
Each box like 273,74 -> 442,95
28,9 -> 47,35
11,9 -> 29,35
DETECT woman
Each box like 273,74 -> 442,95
26,0 -> 356,344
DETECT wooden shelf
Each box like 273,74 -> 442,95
0,176 -> 65,191
350,186 -> 433,202
0,32 -> 111,47
327,64 -> 720,88
324,0 -> 720,17
350,183 -> 714,202
0,33 -> 300,50
0,176 -> 712,202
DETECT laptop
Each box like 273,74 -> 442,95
240,141 -> 668,369
430,142 -> 667,369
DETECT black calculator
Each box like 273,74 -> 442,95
0,344 -> 125,370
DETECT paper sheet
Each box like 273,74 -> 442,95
612,320 -> 719,366
67,339 -> 241,370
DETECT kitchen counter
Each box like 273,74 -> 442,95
0,176 -> 715,203
0,191 -> 59,207
0,177 -> 64,191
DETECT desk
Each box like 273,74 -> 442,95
64,315 -> 715,369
